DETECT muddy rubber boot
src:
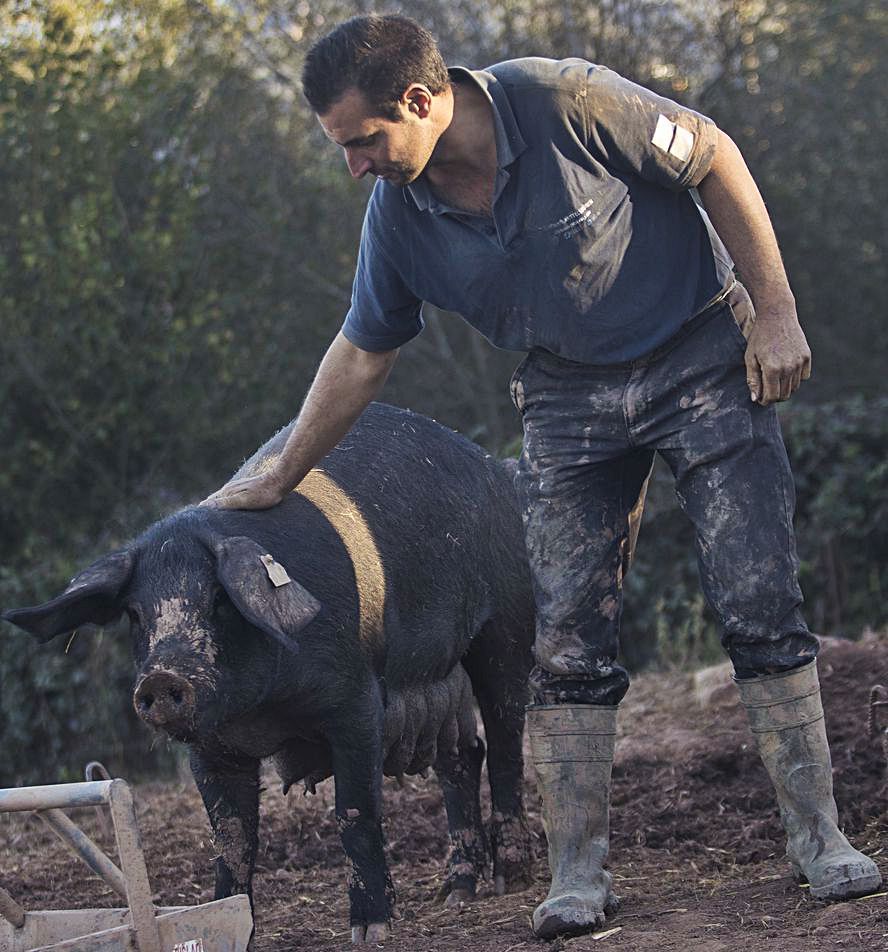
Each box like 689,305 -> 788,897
527,704 -> 618,938
736,660 -> 882,900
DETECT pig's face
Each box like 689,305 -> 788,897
127,535 -> 252,742
3,513 -> 321,744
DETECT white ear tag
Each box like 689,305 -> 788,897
260,553 -> 292,587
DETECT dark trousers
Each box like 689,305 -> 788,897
511,287 -> 818,706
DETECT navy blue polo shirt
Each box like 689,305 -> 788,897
341,57 -> 734,365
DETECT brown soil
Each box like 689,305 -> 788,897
3,634 -> 887,951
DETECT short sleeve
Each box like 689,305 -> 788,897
341,191 -> 424,352
580,64 -> 718,190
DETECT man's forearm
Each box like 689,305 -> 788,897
697,129 -> 794,320
272,332 -> 398,493
697,129 -> 811,403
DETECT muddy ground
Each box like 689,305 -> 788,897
2,634 -> 887,951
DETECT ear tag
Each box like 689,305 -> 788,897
260,553 -> 292,588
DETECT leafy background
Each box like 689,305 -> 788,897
1,0 -> 885,783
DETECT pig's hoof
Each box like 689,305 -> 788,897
438,855 -> 481,905
444,886 -> 473,908
532,890 -> 618,939
490,813 -> 534,893
437,875 -> 477,905
351,922 -> 390,944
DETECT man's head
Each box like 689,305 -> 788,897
302,14 -> 452,185
302,14 -> 449,120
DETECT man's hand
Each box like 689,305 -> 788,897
743,308 -> 812,405
201,470 -> 288,510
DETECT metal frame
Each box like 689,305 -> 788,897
0,780 -> 251,952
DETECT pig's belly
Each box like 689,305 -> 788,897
222,711 -> 321,759
380,663 -> 478,776
222,665 -> 480,793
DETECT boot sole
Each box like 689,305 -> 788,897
809,870 -> 883,901
534,910 -> 605,940
532,893 -> 619,939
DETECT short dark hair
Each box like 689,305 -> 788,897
301,14 -> 450,119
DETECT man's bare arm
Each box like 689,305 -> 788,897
697,129 -> 811,404
202,332 -> 399,510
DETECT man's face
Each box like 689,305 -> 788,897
318,86 -> 439,186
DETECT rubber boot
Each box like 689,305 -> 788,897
527,704 -> 619,938
736,660 -> 882,899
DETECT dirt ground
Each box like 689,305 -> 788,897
2,633 -> 887,951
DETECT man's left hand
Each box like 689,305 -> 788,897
744,309 -> 812,405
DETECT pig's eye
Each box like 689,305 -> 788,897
212,590 -> 242,634
212,589 -> 233,618
125,608 -> 147,650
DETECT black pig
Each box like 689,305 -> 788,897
4,403 -> 534,943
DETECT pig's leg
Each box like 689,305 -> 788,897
434,737 -> 490,904
329,696 -> 394,943
190,746 -> 261,904
464,630 -> 534,894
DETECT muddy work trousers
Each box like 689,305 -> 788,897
511,292 -> 818,706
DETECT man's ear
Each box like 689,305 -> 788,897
2,550 -> 134,643
212,537 -> 321,653
403,84 -> 433,119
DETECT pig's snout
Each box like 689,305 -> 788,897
133,670 -> 196,731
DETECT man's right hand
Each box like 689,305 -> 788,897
201,470 -> 288,510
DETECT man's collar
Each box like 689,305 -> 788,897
405,65 -> 527,212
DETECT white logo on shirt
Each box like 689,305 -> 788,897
546,198 -> 598,240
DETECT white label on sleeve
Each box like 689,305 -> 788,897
651,114 -> 675,153
669,124 -> 695,161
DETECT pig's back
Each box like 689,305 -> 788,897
236,403 -> 531,685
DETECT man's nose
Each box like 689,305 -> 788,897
345,149 -> 371,179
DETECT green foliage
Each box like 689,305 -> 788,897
0,0 -> 365,573
0,0 -> 884,782
785,397 -> 888,634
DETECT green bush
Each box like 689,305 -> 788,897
1,0 -> 884,785
786,396 -> 888,635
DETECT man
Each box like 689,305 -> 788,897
204,13 -> 881,939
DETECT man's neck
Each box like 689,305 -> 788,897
426,79 -> 496,183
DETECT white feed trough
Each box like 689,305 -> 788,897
0,779 -> 251,952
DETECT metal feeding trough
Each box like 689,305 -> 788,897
0,778 -> 252,951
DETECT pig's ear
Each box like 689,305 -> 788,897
2,550 -> 134,643
213,537 -> 321,652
